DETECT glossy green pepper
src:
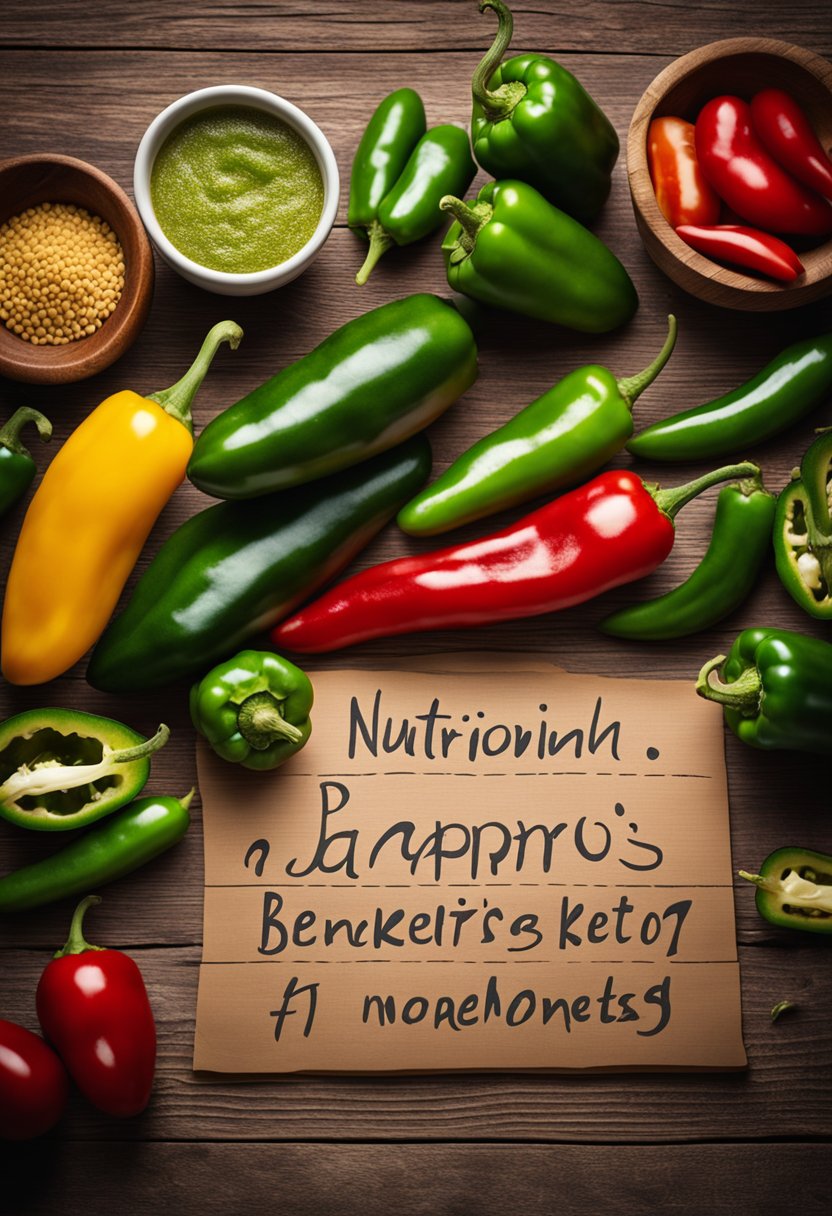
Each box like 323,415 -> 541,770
190,650 -> 313,770
398,316 -> 677,535
470,0 -> 619,224
739,848 -> 832,936
441,181 -> 638,333
774,429 -> 832,619
187,294 -> 476,500
0,407 -> 52,517
87,438 -> 431,693
0,709 -> 169,832
348,88 -> 426,235
696,627 -> 832,754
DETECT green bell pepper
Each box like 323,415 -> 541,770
441,181 -> 638,333
190,650 -> 313,770
774,429 -> 832,619
187,294 -> 476,500
470,0 -> 619,224
87,438 -> 431,693
0,407 -> 52,517
696,627 -> 832,754
739,848 -> 832,935
0,709 -> 169,832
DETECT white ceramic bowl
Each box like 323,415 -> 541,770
134,84 -> 339,296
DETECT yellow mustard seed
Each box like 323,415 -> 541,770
0,202 -> 125,345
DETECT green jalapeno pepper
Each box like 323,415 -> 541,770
88,438 -> 431,693
348,88 -> 427,236
774,428 -> 832,619
470,0 -> 618,224
190,650 -> 313,770
441,181 -> 638,334
601,476 -> 776,640
0,792 -> 192,913
696,627 -> 832,754
628,333 -> 832,462
0,407 -> 52,517
187,294 -> 476,500
0,710 -> 169,832
398,316 -> 677,536
739,848 -> 832,935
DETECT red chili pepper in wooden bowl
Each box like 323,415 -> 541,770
751,88 -> 832,201
676,223 -> 805,281
695,96 -> 832,236
273,462 -> 759,653
648,116 -> 721,227
36,895 -> 156,1118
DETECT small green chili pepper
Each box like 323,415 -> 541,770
0,791 -> 192,913
739,848 -> 832,936
601,476 -> 776,640
348,87 -> 427,236
627,333 -> 832,462
774,428 -> 832,619
0,709 -> 169,832
190,650 -> 313,771
696,627 -> 832,754
0,407 -> 52,517
441,180 -> 638,333
398,316 -> 677,536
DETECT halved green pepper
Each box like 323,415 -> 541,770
774,429 -> 832,619
190,650 -> 313,770
0,407 -> 52,518
739,848 -> 832,935
0,709 -> 169,832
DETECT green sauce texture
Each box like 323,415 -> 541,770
150,104 -> 325,273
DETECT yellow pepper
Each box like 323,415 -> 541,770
1,321 -> 242,686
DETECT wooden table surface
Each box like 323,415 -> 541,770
1,3 -> 830,1212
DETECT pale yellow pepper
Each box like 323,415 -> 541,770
2,321 -> 242,685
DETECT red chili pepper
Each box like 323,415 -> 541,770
648,116 -> 721,227
0,1019 -> 68,1140
273,462 -> 759,652
676,223 -> 804,282
695,96 -> 832,236
36,895 -> 156,1118
751,88 -> 832,201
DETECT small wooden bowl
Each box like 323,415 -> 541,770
628,39 -> 832,311
0,154 -> 154,383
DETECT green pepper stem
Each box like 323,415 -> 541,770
696,656 -> 762,715
617,316 -> 678,407
737,870 -> 778,893
54,894 -> 104,959
649,461 -> 760,520
355,221 -> 395,286
180,788 -> 196,811
440,195 -> 493,256
147,321 -> 243,434
109,724 -> 171,764
0,406 -> 52,458
238,692 -> 304,752
471,0 -> 527,121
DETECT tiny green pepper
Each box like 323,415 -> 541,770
774,428 -> 832,619
0,407 -> 52,517
739,848 -> 832,935
191,650 -> 313,771
348,88 -> 427,236
0,709 -> 169,832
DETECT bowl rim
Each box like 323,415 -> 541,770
133,84 -> 340,286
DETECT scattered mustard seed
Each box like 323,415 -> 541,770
0,202 -> 125,345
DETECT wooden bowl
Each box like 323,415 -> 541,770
628,39 -> 832,311
0,153 -> 154,383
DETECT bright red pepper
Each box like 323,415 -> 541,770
36,895 -> 156,1118
695,96 -> 832,236
648,116 -> 721,227
0,1019 -> 68,1140
751,88 -> 832,202
273,462 -> 759,652
676,223 -> 804,282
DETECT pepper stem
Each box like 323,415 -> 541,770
147,321 -> 243,434
737,870 -> 778,893
440,196 -> 493,258
54,894 -> 104,959
109,723 -> 170,764
355,221 -> 395,286
0,406 -> 52,458
180,788 -> 196,811
471,0 -> 527,121
237,692 -> 304,752
696,656 -> 762,715
649,461 -> 760,520
617,316 -> 678,407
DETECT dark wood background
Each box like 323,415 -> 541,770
0,3 -> 830,1212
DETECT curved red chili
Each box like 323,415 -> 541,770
0,1019 -> 68,1141
751,89 -> 832,201
676,223 -> 804,282
695,96 -> 832,236
273,462 -> 759,652
648,116 -> 721,227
